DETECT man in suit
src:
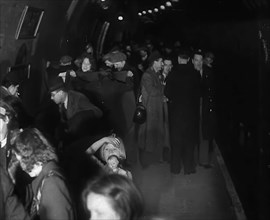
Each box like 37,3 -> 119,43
48,76 -> 103,150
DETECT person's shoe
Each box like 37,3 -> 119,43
203,163 -> 214,169
184,168 -> 196,175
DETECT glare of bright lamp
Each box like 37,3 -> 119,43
118,16 -> 123,21
160,5 -> 165,10
138,12 -> 142,16
166,1 -> 172,7
142,11 -> 146,14
148,9 -> 152,13
154,8 -> 158,12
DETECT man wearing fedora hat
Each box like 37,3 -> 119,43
48,76 -> 103,148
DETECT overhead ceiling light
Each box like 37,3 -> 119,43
138,12 -> 142,16
118,15 -> 123,21
160,5 -> 165,10
148,9 -> 152,13
166,1 -> 172,7
142,11 -> 146,14
154,8 -> 158,12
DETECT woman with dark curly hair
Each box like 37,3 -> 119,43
11,128 -> 75,220
82,174 -> 144,220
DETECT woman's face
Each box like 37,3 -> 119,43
82,57 -> 91,72
86,192 -> 120,220
15,154 -> 42,177
153,58 -> 163,72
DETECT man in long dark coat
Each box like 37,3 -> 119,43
165,49 -> 201,174
201,52 -> 217,167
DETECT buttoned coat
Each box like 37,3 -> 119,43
201,65 -> 217,140
138,67 -> 165,161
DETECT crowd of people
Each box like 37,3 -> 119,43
0,38 -> 217,220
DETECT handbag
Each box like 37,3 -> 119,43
133,103 -> 146,124
133,87 -> 146,124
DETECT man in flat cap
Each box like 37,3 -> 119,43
99,51 -> 140,164
46,55 -> 77,91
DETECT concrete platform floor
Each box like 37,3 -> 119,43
129,144 -> 245,220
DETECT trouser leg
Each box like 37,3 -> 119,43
183,140 -> 196,174
170,130 -> 182,174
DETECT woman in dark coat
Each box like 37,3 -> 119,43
11,128 -> 75,220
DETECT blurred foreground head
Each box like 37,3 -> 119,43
82,174 -> 144,220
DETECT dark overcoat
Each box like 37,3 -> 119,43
30,161 -> 75,220
165,63 -> 201,144
201,65 -> 217,140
